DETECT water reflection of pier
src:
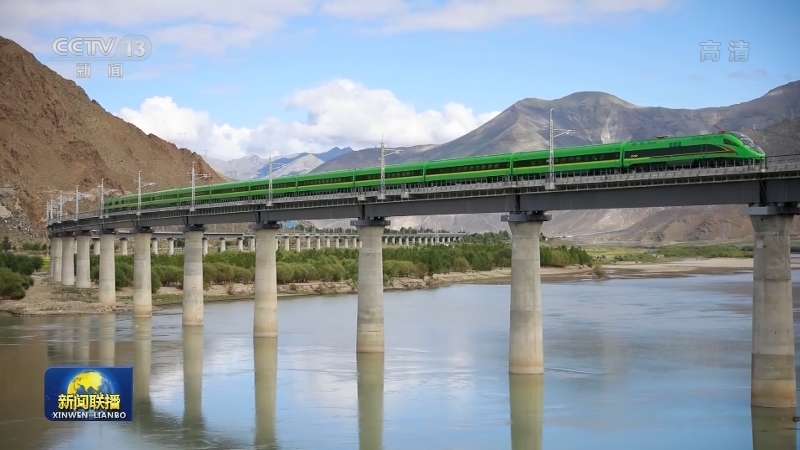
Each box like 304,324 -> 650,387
5,314 -> 796,450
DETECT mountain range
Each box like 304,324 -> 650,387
1,32 -> 798,244
205,147 -> 354,180
208,82 -> 800,240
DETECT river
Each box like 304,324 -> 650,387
1,268 -> 799,450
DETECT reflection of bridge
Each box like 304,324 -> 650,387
45,155 -> 800,409
47,315 -> 797,449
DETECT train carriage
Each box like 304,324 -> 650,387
173,187 -> 193,207
511,143 -> 622,178
106,194 -> 137,211
423,154 -> 512,184
353,162 -> 426,189
249,175 -> 298,200
206,180 -> 252,204
140,187 -> 183,209
295,170 -> 355,195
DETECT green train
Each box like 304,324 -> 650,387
104,131 -> 764,213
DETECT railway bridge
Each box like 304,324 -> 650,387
45,155 -> 800,409
79,230 -> 465,255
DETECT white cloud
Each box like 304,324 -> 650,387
117,97 -> 213,143
320,0 -> 408,19
116,79 -> 501,160
1,0 -> 672,55
0,0 -> 315,55
338,0 -> 671,32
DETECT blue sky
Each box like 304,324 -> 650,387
2,0 -> 797,159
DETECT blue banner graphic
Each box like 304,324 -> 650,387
44,367 -> 134,421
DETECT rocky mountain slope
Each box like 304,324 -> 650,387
0,36 -> 223,244
311,83 -> 800,239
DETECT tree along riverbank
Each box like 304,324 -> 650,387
3,251 -> 798,317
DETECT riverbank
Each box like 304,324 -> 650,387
2,257 -> 798,317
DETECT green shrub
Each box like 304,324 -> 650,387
0,267 -> 27,299
84,239 -> 600,288
657,245 -> 751,259
150,267 -> 162,293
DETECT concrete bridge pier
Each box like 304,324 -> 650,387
306,236 -> 312,250
99,229 -> 116,306
219,237 -> 226,252
326,237 -> 331,248
744,208 -> 798,408
202,237 -> 208,256
75,231 -> 92,288
183,326 -> 204,426
357,353 -> 384,450
509,374 -> 544,450
182,225 -> 207,326
238,237 -> 244,252
92,238 -> 101,256
151,237 -> 159,255
335,238 -> 340,249
502,211 -> 551,374
352,217 -> 389,353
133,317 -> 152,404
254,337 -> 278,449
120,237 -> 128,255
167,238 -> 175,255
133,227 -> 154,317
253,222 -> 280,338
284,238 -> 290,251
51,235 -> 63,283
315,237 -> 321,250
249,236 -> 255,252
61,233 -> 76,286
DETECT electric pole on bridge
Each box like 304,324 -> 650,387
58,187 -> 90,222
98,179 -> 118,219
267,151 -> 288,206
135,171 -> 156,216
73,185 -> 93,221
58,192 -> 65,222
544,108 -> 575,191
379,135 -> 403,200
189,162 -> 211,212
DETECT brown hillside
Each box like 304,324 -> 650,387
0,36 -> 223,244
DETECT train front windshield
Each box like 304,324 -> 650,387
730,131 -> 764,155
729,132 -> 764,154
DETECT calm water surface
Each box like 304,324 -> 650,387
1,269 -> 799,450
